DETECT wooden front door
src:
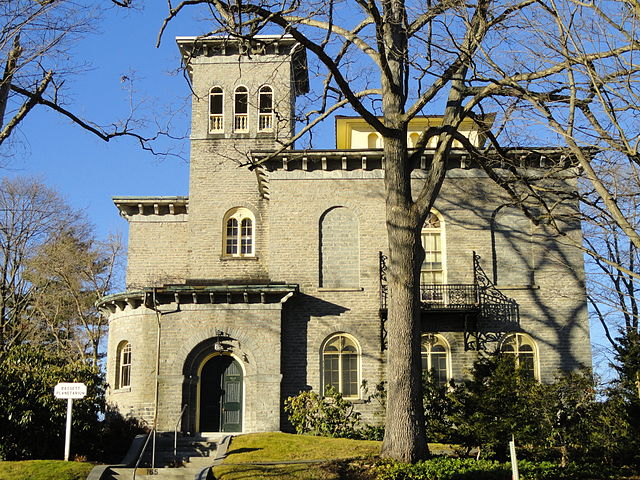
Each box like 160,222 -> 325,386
199,355 -> 243,432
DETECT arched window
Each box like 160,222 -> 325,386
421,334 -> 450,386
234,86 -> 248,132
258,86 -> 273,131
501,333 -> 538,380
409,132 -> 420,148
116,341 -> 131,389
209,86 -> 224,133
421,211 -> 445,285
223,207 -> 255,257
367,133 -> 378,149
420,211 -> 446,304
322,334 -> 360,398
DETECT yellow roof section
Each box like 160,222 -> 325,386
335,115 -> 495,149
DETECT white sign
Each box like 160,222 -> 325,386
54,382 -> 87,399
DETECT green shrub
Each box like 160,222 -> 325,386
284,386 -> 364,438
375,457 -> 510,480
450,354 -> 551,460
375,458 -> 633,480
0,345 -> 104,460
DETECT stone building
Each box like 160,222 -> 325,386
99,35 -> 591,434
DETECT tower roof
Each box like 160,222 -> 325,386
176,35 -> 309,95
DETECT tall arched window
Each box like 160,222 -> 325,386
209,86 -> 224,133
322,334 -> 360,398
234,86 -> 248,132
421,334 -> 450,386
421,211 -> 445,284
116,341 -> 131,389
409,132 -> 420,148
258,85 -> 273,131
501,333 -> 539,380
367,133 -> 378,149
223,207 -> 255,257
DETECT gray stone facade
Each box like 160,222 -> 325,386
100,35 -> 591,434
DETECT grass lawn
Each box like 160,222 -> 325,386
0,460 -> 94,480
212,432 -> 381,480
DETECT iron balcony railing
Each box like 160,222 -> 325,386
379,282 -> 479,311
419,283 -> 479,310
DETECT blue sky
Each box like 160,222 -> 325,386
6,3 -> 196,239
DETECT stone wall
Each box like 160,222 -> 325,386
126,216 -> 189,289
106,302 -> 286,432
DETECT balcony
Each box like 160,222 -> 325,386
209,114 -> 223,133
258,113 -> 273,131
234,114 -> 248,132
420,283 -> 479,310
378,283 -> 479,311
378,251 -> 520,351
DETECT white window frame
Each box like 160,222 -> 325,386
500,333 -> 540,380
116,341 -> 131,389
234,86 -> 249,132
258,85 -> 274,132
223,207 -> 256,257
209,86 -> 224,133
420,334 -> 451,386
421,209 -> 446,286
321,333 -> 361,399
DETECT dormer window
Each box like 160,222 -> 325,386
258,86 -> 273,131
209,87 -> 224,133
234,86 -> 248,132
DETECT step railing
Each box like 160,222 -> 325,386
132,428 -> 154,480
174,404 -> 188,459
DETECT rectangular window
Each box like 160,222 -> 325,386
241,219 -> 252,254
341,354 -> 358,397
226,219 -> 238,254
323,356 -> 339,393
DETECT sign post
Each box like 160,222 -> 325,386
54,382 -> 87,461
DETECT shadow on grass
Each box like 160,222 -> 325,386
226,447 -> 262,455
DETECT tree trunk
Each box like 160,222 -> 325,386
381,134 -> 429,462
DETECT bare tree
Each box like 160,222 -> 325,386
471,0 -> 640,250
0,176 -> 122,365
26,230 -> 123,367
150,0 -> 640,461
582,165 -> 640,396
0,0 -> 182,157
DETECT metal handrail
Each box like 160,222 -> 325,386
174,404 -> 188,459
132,428 -> 154,480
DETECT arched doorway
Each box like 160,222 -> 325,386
198,355 -> 243,432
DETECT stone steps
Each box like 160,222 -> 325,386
101,433 -> 225,480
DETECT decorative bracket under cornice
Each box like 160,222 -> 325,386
254,166 -> 270,200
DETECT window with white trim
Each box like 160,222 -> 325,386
421,334 -> 450,386
421,211 -> 444,285
116,341 -> 131,389
223,207 -> 255,257
258,85 -> 273,131
209,86 -> 224,132
234,86 -> 248,132
322,334 -> 360,398
501,333 -> 538,380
